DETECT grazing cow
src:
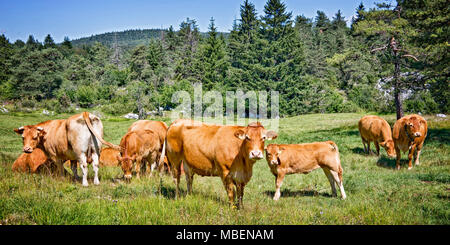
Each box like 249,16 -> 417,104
99,147 -> 121,167
265,142 -> 347,200
14,112 -> 120,186
392,114 -> 428,170
128,120 -> 168,173
166,119 -> 277,209
117,129 -> 161,181
358,115 -> 396,157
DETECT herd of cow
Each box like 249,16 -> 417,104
11,112 -> 427,208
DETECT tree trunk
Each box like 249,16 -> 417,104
394,58 -> 403,120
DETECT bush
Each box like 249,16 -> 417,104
75,85 -> 98,108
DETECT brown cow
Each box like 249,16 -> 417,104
166,119 -> 277,209
393,114 -> 428,170
99,147 -> 121,167
265,142 -> 347,201
117,129 -> 161,181
358,115 -> 396,158
128,120 -> 168,173
12,148 -> 50,173
13,112 -> 120,186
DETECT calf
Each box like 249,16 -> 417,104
265,141 -> 346,200
12,148 -> 50,173
117,129 -> 161,181
358,115 -> 396,157
392,114 -> 428,170
128,120 -> 168,172
99,147 -> 121,167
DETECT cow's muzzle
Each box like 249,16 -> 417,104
249,150 -> 264,160
414,132 -> 422,137
23,146 -> 33,153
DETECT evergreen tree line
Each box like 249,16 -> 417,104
0,0 -> 448,117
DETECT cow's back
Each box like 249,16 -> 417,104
177,123 -> 243,176
128,120 -> 168,145
359,115 -> 391,141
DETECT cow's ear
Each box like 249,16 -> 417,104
131,155 -> 137,161
235,129 -> 246,140
37,127 -> 46,137
14,126 -> 24,135
379,141 -> 386,147
265,131 -> 278,140
116,155 -> 122,162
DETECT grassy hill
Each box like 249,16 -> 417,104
70,29 -> 229,50
0,112 -> 448,224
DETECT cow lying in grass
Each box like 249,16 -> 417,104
265,141 -> 347,200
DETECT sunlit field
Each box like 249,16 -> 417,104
0,112 -> 448,225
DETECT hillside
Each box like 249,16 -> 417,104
70,29 -> 229,50
70,29 -> 166,49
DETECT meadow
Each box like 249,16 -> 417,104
0,112 -> 448,225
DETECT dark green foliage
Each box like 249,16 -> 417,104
0,0 -> 447,116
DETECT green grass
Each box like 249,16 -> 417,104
0,112 -> 449,225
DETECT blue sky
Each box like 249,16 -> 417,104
1,0 -> 377,43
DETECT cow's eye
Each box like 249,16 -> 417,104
245,135 -> 251,140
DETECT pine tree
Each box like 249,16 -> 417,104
44,34 -> 56,48
354,1 -> 421,119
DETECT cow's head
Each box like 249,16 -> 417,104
235,122 -> 278,160
265,144 -> 285,165
14,126 -> 46,153
379,139 -> 396,158
405,116 -> 423,138
116,154 -> 135,181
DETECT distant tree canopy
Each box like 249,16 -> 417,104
0,0 -> 447,116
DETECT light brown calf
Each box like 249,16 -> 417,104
128,120 -> 168,173
117,129 -> 161,181
99,147 -> 121,167
265,141 -> 346,200
358,115 -> 396,157
12,148 -> 51,173
393,114 -> 428,170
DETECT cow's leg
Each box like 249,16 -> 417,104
323,168 -> 337,197
92,151 -> 100,185
222,176 -> 236,208
407,144 -> 416,170
395,147 -> 402,170
79,154 -> 89,187
330,170 -> 347,199
55,159 -> 65,177
361,137 -> 367,154
274,172 -> 285,201
414,143 -> 423,166
184,164 -> 194,195
236,183 -> 245,209
375,141 -> 380,156
169,158 -> 182,199
70,160 -> 79,181
135,157 -> 142,179
367,140 -> 372,155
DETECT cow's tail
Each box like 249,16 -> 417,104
82,112 -> 121,152
327,141 -> 343,183
158,138 -> 166,167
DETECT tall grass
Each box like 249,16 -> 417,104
0,112 -> 448,224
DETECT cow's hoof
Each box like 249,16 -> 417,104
94,179 -> 100,185
82,181 -> 89,187
408,166 -> 412,170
